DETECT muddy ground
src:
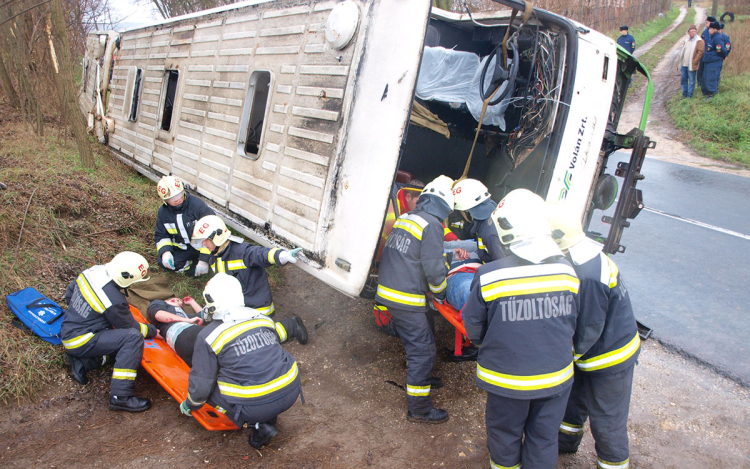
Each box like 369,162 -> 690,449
1,266 -> 749,468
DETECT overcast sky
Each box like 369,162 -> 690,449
110,0 -> 161,30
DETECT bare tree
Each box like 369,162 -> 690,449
147,0 -> 231,19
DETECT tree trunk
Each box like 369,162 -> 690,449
0,55 -> 20,109
50,0 -> 93,168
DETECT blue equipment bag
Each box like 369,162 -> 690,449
6,287 -> 65,345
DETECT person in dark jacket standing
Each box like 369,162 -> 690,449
702,21 -> 727,99
462,189 -> 580,469
617,25 -> 636,54
698,16 -> 717,88
154,176 -> 214,276
62,251 -> 156,412
181,273 -> 302,448
550,209 -> 640,469
375,175 -> 454,424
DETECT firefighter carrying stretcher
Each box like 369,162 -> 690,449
180,273 -> 302,449
375,175 -> 454,424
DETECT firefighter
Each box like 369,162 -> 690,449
452,178 -> 503,263
154,175 -> 214,276
462,189 -> 580,469
180,273 -> 302,448
61,251 -> 156,412
375,175 -> 454,424
550,209 -> 640,469
190,215 -> 306,332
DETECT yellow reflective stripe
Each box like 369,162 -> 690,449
210,319 -> 274,354
576,333 -> 640,371
156,238 -> 177,251
214,260 -> 226,273
429,278 -> 447,294
598,458 -> 629,469
477,362 -> 574,391
275,322 -> 287,342
406,384 -> 430,396
443,226 -> 452,237
215,405 -> 226,414
187,392 -> 204,406
199,247 -> 210,255
166,228 -> 178,234
268,248 -> 280,264
376,285 -> 426,307
218,362 -> 298,398
559,421 -> 585,435
608,258 -> 619,288
112,368 -> 137,380
227,260 -> 246,271
478,237 -> 486,250
140,323 -> 148,338
393,219 -> 424,241
490,460 -> 521,469
481,274 -> 579,301
63,332 -> 95,349
76,275 -> 106,313
258,304 -> 275,316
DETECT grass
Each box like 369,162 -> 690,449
666,17 -> 750,165
608,4 -> 681,46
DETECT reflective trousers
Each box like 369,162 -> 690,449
389,307 -> 436,414
208,381 -> 301,428
66,328 -> 144,397
558,364 -> 635,469
486,388 -> 571,469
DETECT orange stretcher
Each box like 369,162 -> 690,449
431,300 -> 472,357
129,305 -> 239,431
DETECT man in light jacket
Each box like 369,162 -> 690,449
679,25 -> 705,99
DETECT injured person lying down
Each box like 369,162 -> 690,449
146,297 -> 206,367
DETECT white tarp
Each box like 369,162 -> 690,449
466,54 -> 512,131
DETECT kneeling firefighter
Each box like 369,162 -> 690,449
462,189 -> 581,469
61,251 -> 156,412
374,175 -> 454,424
452,178 -> 503,263
550,208 -> 640,469
181,273 -> 302,448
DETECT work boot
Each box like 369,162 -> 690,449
248,422 -> 279,448
67,353 -> 89,386
293,316 -> 308,344
428,376 -> 444,389
407,407 -> 449,424
109,395 -> 152,412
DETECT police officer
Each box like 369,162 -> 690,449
617,25 -> 636,54
62,251 -> 156,412
375,175 -> 454,424
154,175 -> 214,276
719,22 -> 732,59
462,189 -> 580,469
550,209 -> 640,469
452,178 -> 503,263
702,21 -> 727,100
698,16 -> 717,89
181,274 -> 302,448
191,215 -> 307,337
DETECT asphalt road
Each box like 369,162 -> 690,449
589,151 -> 750,386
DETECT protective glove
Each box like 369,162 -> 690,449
179,400 -> 192,416
279,247 -> 302,265
162,251 -> 175,270
194,260 -> 209,277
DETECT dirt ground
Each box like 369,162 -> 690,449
618,6 -> 750,179
1,266 -> 749,468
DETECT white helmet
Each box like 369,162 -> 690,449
419,175 -> 455,208
452,179 -> 491,211
105,251 -> 150,288
192,215 -> 232,249
548,204 -> 586,251
203,273 -> 245,318
157,176 -> 185,201
492,189 -> 562,263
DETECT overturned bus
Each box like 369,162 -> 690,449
80,0 -> 653,299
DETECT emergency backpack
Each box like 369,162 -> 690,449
6,287 -> 65,345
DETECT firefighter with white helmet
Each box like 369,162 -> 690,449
191,215 -> 307,335
451,178 -> 504,262
374,175 -> 454,424
462,189 -> 581,469
61,251 -> 157,412
180,273 -> 302,449
550,206 -> 640,469
154,175 -> 215,276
